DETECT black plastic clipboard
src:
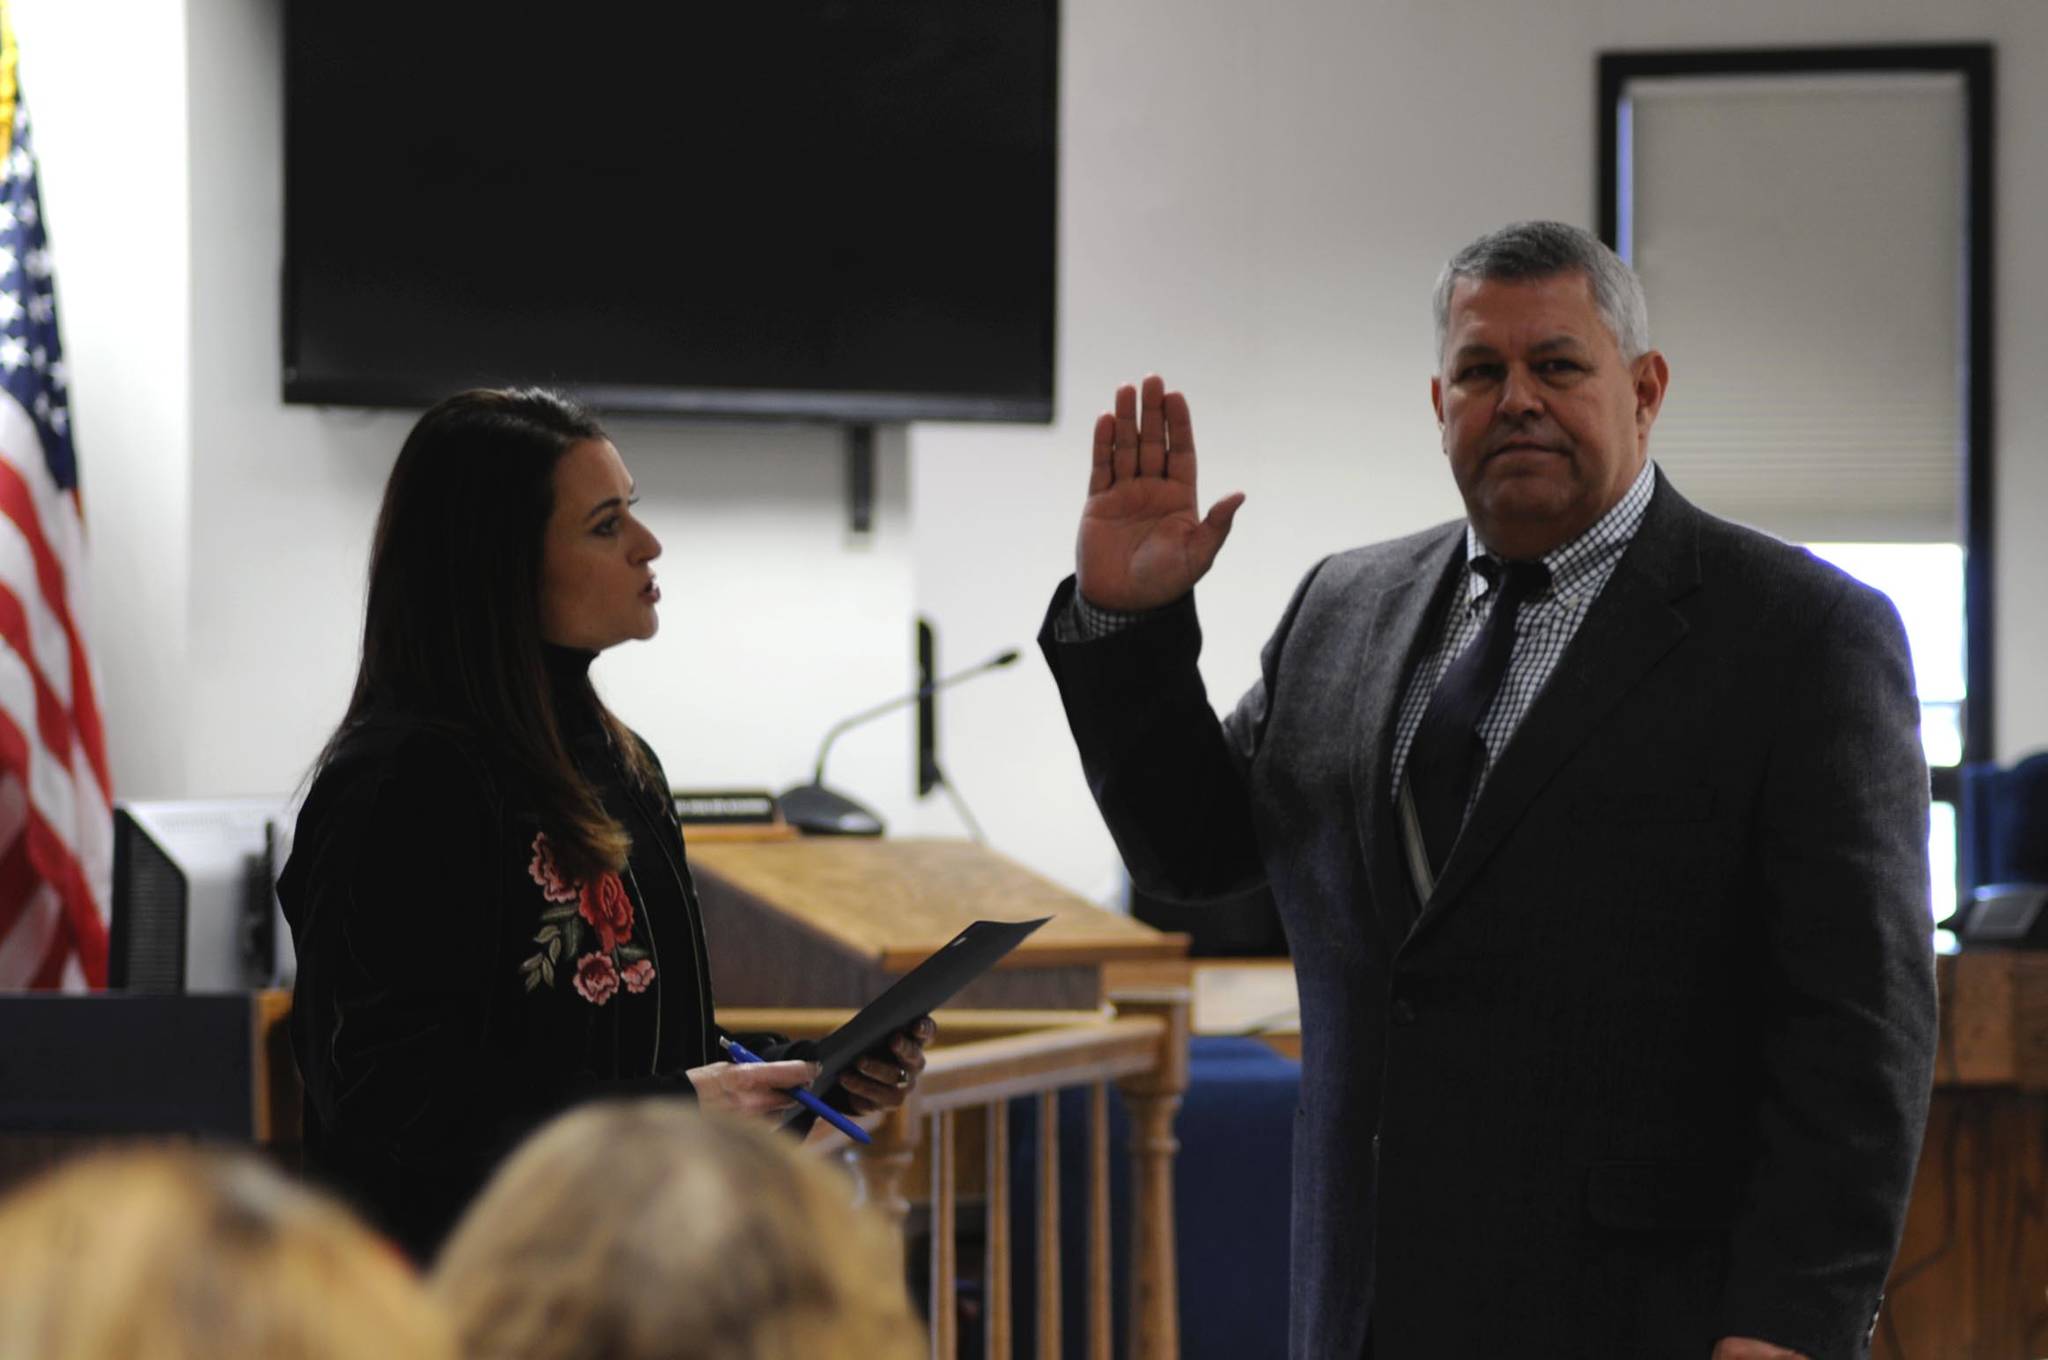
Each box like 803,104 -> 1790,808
799,915 -> 1051,1109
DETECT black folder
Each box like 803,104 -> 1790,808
794,915 -> 1051,1113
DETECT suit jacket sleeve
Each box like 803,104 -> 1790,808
1037,561 -> 1327,904
1718,580 -> 1938,1358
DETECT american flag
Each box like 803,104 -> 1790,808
0,21 -> 112,991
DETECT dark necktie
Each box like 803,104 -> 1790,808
1405,557 -> 1551,876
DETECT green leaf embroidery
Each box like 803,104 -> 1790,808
536,924 -> 561,944
617,944 -> 649,964
540,955 -> 556,988
547,936 -> 561,964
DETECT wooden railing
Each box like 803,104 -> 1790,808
720,989 -> 1190,1360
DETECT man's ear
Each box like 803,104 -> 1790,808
1633,351 -> 1670,436
1430,373 -> 1445,429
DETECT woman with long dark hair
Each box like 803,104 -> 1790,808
280,389 -> 931,1260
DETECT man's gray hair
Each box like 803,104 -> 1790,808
1432,221 -> 1651,362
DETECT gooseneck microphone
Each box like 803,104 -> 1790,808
779,649 -> 1021,836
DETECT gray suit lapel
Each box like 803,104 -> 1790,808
1350,526 -> 1467,943
1408,476 -> 1705,942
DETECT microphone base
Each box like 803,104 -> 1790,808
778,782 -> 886,837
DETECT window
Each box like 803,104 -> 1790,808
1600,47 -> 1995,943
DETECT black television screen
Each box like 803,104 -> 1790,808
283,4 -> 1057,421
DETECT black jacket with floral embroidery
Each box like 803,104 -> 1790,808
280,656 -> 717,1260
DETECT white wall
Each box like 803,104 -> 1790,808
16,0 -> 2048,901
13,0 -> 192,801
914,0 -> 2048,900
17,0 -> 928,829
176,0 -> 927,831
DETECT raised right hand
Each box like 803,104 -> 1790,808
686,1059 -> 821,1117
1075,373 -> 1244,612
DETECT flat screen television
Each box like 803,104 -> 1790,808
283,3 -> 1057,422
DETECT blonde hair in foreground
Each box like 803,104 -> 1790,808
0,1145 -> 456,1360
433,1100 -> 925,1360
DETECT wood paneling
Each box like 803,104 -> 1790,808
689,838 -> 1186,1012
1878,1087 -> 2048,1360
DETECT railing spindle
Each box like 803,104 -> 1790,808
1037,1090 -> 1061,1360
1111,992 -> 1190,1360
932,1109 -> 958,1360
1088,1081 -> 1112,1360
852,1106 -> 920,1229
986,1099 -> 1013,1360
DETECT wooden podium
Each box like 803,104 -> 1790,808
687,837 -> 1188,1011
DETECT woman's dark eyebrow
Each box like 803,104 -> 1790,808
582,485 -> 637,523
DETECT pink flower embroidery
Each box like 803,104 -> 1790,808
622,958 -> 656,994
528,832 -> 578,904
579,873 -> 635,952
573,952 -> 620,1006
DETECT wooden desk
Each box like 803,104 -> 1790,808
1879,952 -> 2048,1360
689,837 -> 1187,1010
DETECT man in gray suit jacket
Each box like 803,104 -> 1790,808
1040,222 -> 1936,1360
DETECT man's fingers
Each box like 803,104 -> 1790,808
1111,383 -> 1138,484
1137,373 -> 1168,477
1090,412 -> 1115,494
1192,492 -> 1246,571
1163,389 -> 1198,484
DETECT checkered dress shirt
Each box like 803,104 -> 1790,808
1065,460 -> 1658,804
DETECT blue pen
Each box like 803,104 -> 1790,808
719,1035 -> 873,1145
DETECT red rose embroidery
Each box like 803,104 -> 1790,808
622,958 -> 656,994
527,832 -> 578,904
579,873 -> 635,951
573,952 -> 620,1006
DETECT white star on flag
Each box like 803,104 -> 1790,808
0,337 -> 26,371
0,292 -> 21,326
27,293 -> 50,323
23,247 -> 49,279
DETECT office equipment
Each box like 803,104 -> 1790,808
109,800 -> 296,993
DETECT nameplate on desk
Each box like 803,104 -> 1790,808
672,790 -> 781,825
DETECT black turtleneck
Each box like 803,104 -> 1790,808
541,643 -> 604,739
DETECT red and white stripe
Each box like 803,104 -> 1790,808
0,391 -> 111,990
